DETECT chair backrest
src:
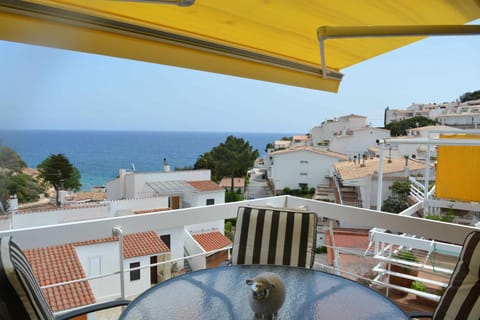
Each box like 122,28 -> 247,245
433,231 -> 480,320
0,236 -> 53,320
231,206 -> 317,268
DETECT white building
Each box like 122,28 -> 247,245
269,147 -> 347,192
310,114 -> 367,147
107,169 -> 224,208
328,127 -> 391,157
334,157 -> 431,209
385,102 -> 457,125
391,125 -> 462,160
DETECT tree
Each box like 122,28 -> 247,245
38,154 -> 81,206
385,116 -> 437,137
194,136 -> 259,199
0,145 -> 26,172
459,90 -> 480,103
381,180 -> 411,213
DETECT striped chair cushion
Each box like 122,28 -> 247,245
433,231 -> 480,320
0,236 -> 53,320
232,206 -> 317,268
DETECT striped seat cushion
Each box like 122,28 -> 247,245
232,206 -> 317,268
0,236 -> 53,320
433,231 -> 480,320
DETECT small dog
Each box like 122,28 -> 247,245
246,272 -> 285,319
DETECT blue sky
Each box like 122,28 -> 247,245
0,34 -> 479,133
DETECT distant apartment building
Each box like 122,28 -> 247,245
310,114 -> 367,147
328,127 -> 391,158
389,125 -> 462,160
385,100 -> 480,129
268,147 -> 347,193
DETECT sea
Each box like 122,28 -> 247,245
0,130 -> 292,191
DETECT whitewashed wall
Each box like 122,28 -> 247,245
329,128 -> 390,157
76,242 -> 121,301
184,231 -> 206,271
271,150 -> 341,191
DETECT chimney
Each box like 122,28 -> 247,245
163,158 -> 171,172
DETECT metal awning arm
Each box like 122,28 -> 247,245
317,25 -> 480,79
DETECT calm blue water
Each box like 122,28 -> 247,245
0,130 -> 291,191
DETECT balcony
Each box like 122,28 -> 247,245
0,195 -> 477,318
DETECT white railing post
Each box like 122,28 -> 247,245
376,142 -> 385,211
112,226 -> 126,301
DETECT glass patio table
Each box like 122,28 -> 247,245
119,264 -> 408,320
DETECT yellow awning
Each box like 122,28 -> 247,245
0,0 -> 479,92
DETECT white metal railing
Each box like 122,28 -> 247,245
1,196 -> 477,313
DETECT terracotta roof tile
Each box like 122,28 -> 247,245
24,244 -> 95,312
75,231 -> 170,258
123,231 -> 170,259
335,157 -> 426,180
192,231 -> 232,252
186,180 -> 223,191
24,231 -> 170,311
134,208 -> 170,214
270,146 -> 348,160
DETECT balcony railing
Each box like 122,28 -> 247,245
0,195 -> 477,316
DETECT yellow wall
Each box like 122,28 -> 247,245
436,134 -> 480,202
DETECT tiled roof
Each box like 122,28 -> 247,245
24,244 -> 95,312
123,231 -> 170,259
292,135 -> 309,141
192,231 -> 232,252
270,146 -> 348,160
187,180 -> 223,191
134,208 -> 170,214
75,231 -> 170,258
24,231 -> 169,311
335,157 -> 426,180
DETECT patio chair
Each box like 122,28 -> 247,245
231,206 -> 317,268
408,231 -> 480,320
0,236 -> 130,320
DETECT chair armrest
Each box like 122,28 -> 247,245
406,311 -> 433,319
55,299 -> 130,320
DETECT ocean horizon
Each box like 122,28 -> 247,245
0,130 -> 295,191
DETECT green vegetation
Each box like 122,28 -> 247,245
282,187 -> 315,198
0,145 -> 45,212
315,246 -> 327,254
426,207 -> 455,223
225,190 -> 243,202
194,135 -> 259,195
38,154 -> 81,206
392,250 -> 418,262
411,280 -> 428,292
381,180 -> 411,213
459,89 -> 480,103
385,116 -> 437,137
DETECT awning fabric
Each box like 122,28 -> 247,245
0,0 -> 479,92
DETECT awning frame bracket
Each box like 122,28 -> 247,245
318,24 -> 480,79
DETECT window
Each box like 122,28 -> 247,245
130,262 -> 140,281
160,234 -> 171,249
206,198 -> 215,205
300,172 -> 308,176
300,160 -> 308,164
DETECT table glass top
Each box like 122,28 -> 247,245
120,265 -> 408,320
